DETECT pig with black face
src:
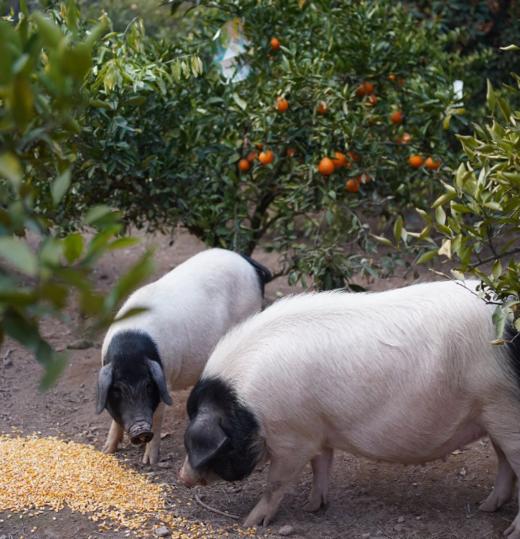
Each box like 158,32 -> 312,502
180,281 -> 520,538
96,248 -> 271,464
97,331 -> 172,446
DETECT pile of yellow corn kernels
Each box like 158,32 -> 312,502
0,435 -> 250,538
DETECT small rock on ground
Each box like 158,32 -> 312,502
278,524 -> 294,536
155,526 -> 170,537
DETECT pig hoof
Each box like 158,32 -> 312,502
102,442 -> 118,454
143,447 -> 160,465
243,511 -> 272,528
303,497 -> 327,513
480,493 -> 509,513
504,521 -> 520,539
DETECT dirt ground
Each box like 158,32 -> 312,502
0,230 -> 516,539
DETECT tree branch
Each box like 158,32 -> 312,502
468,247 -> 520,270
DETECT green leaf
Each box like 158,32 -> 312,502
232,93 -> 247,111
84,205 -> 117,226
393,216 -> 403,244
60,42 -> 92,81
0,237 -> 38,276
0,153 -> 22,188
432,191 -> 457,209
416,249 -> 438,265
51,169 -> 71,205
109,237 -> 140,250
63,233 -> 84,263
33,12 -> 63,49
370,234 -> 393,247
438,239 -> 452,259
492,305 -> 506,339
39,352 -> 68,390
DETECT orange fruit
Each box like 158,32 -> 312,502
425,157 -> 441,170
255,142 -> 264,151
397,132 -> 412,144
345,178 -> 360,193
276,97 -> 289,112
286,147 -> 297,157
390,110 -> 404,124
332,151 -> 348,169
318,157 -> 335,176
258,150 -> 274,165
246,150 -> 257,162
238,159 -> 251,172
368,94 -> 378,106
363,82 -> 375,95
316,101 -> 328,115
356,84 -> 366,97
408,154 -> 424,168
348,150 -> 360,162
270,37 -> 281,51
388,73 -> 396,81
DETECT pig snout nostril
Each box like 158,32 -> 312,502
130,431 -> 153,445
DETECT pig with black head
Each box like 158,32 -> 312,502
180,281 -> 520,538
97,248 -> 271,464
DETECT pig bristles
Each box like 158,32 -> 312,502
194,492 -> 240,520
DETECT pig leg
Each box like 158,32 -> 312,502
103,420 -> 124,453
483,415 -> 520,539
304,448 -> 334,512
142,402 -> 165,465
479,440 -> 516,512
243,452 -> 310,527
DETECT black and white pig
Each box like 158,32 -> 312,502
180,280 -> 520,537
96,248 -> 272,464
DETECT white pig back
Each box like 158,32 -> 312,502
102,249 -> 263,389
203,281 -> 512,463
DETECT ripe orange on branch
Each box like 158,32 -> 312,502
356,81 -> 375,97
316,101 -> 328,115
425,157 -> 441,170
397,132 -> 412,144
238,159 -> 251,172
318,157 -> 335,176
332,152 -> 349,169
408,154 -> 424,168
390,110 -> 404,124
345,178 -> 360,193
348,150 -> 360,162
276,97 -> 289,112
246,151 -> 257,162
258,150 -> 274,165
270,37 -> 281,51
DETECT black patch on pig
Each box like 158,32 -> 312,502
185,376 -> 262,481
240,254 -> 272,296
103,330 -> 162,428
505,322 -> 520,387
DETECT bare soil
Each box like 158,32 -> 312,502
0,230 -> 514,539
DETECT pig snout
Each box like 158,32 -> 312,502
128,421 -> 153,445
178,457 -> 207,488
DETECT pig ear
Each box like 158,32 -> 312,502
146,358 -> 173,406
96,363 -> 113,414
186,415 -> 229,469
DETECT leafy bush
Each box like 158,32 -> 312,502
0,2 -> 152,386
400,70 -> 520,333
73,0 -> 487,288
408,0 -> 520,91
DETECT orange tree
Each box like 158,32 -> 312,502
71,0 -> 488,288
